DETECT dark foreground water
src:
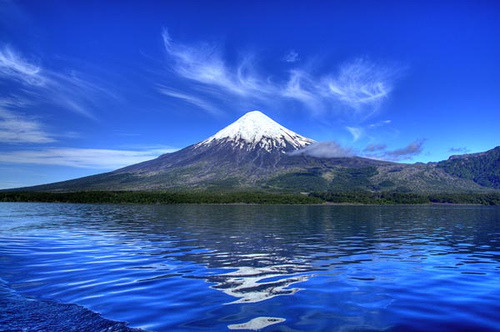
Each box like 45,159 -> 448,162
0,203 -> 499,331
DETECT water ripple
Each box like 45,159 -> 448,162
0,203 -> 499,331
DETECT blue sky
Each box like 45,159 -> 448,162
0,0 -> 499,188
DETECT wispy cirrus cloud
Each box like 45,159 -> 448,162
160,29 -> 403,119
281,69 -> 324,114
0,107 -> 54,143
0,96 -> 33,109
0,146 -> 177,169
283,50 -> 299,63
368,119 -> 391,128
0,44 -> 117,120
326,58 -> 397,114
157,86 -> 222,116
346,126 -> 363,141
0,46 -> 45,86
162,29 -> 274,98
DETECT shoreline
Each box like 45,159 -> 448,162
0,200 -> 493,207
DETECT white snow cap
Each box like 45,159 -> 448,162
199,111 -> 315,152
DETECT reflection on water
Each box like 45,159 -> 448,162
211,265 -> 309,304
0,203 -> 499,331
228,317 -> 286,330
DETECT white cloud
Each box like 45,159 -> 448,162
346,126 -> 363,141
46,71 -> 110,120
162,29 -> 269,97
283,50 -> 299,63
0,44 -> 118,120
162,28 -> 275,97
289,141 -> 353,158
0,147 -> 178,169
0,96 -> 33,109
158,86 -> 222,116
326,58 -> 397,114
0,46 -> 45,86
161,29 -> 403,120
282,70 -> 322,113
161,28 -> 290,117
0,108 -> 54,143
369,119 -> 391,128
281,59 -> 400,118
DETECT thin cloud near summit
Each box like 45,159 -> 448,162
290,141 -> 353,158
291,139 -> 425,162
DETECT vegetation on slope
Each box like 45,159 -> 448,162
265,172 -> 329,192
310,191 -> 500,205
328,167 -> 379,191
437,147 -> 500,188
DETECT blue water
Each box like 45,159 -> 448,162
0,203 -> 499,331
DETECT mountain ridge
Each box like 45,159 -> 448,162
6,111 -> 500,193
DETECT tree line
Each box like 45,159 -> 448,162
0,191 -> 498,205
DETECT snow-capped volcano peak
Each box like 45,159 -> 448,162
197,111 -> 315,152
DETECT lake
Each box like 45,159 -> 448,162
0,203 -> 499,331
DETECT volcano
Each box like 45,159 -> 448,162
14,111 -> 498,193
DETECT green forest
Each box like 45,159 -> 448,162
1,191 -> 499,205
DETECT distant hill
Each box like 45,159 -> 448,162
8,111 -> 499,194
437,147 -> 500,188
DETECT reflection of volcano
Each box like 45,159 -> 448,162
213,266 -> 309,304
228,317 -> 286,330
208,254 -> 311,304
